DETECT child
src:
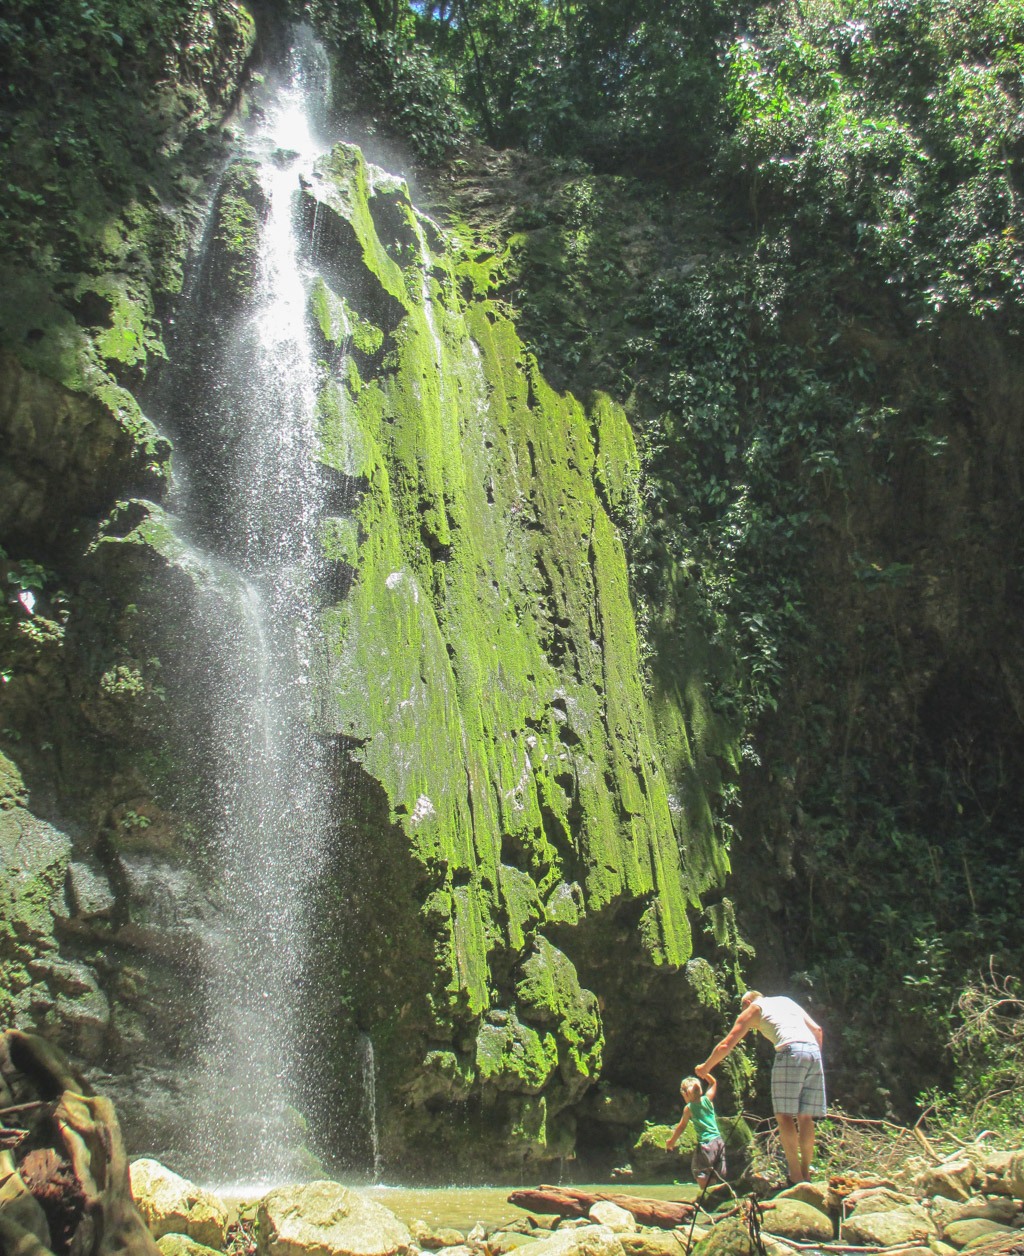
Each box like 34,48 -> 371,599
666,1073 -> 727,1188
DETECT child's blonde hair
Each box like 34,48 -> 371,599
680,1075 -> 702,1096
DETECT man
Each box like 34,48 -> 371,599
695,990 -> 825,1183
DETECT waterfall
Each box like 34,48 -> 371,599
360,1034 -> 382,1184
157,30 -> 346,1187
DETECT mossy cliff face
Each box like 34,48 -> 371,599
297,145 -> 730,1176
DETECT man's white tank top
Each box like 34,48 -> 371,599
754,996 -> 817,1051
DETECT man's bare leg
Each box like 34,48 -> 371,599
775,1113 -> 802,1182
798,1114 -> 815,1179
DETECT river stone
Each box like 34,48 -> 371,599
409,1221 -> 467,1249
944,1221 -> 1018,1249
841,1202 -> 937,1247
1008,1150 -> 1024,1200
775,1183 -> 831,1215
944,1200 -> 1023,1227
522,1223 -> 624,1256
129,1158 -> 230,1248
620,1230 -> 689,1256
691,1218 -> 753,1256
588,1204 -> 637,1233
257,1182 -> 413,1256
916,1161 -> 978,1201
158,1236 -> 225,1256
930,1242 -> 959,1256
760,1199 -> 834,1243
0,1158 -> 51,1246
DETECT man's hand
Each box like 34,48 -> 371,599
695,1062 -> 711,1080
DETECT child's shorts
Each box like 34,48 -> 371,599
692,1136 -> 727,1181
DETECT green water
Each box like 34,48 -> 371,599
365,1183 -> 701,1232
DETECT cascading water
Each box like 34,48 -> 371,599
155,30 -> 350,1186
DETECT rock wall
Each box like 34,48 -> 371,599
0,18 -> 735,1181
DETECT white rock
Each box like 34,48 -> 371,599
588,1205 -> 637,1235
129,1158 -> 229,1249
257,1181 -> 413,1256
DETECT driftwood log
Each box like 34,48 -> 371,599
507,1185 -> 696,1228
0,1029 -> 160,1256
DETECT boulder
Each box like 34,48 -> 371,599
943,1221 -> 1017,1250
409,1221 -> 467,1250
775,1183 -> 831,1216
157,1237 -> 225,1256
128,1159 -> 229,1248
916,1161 -> 978,1202
1008,1151 -> 1024,1201
257,1182 -> 413,1256
691,1219 -> 754,1256
520,1224 -> 624,1256
620,1232 -> 690,1256
942,1200 -> 1022,1228
979,1153 -> 1016,1197
588,1204 -> 637,1234
760,1200 -> 834,1243
841,1201 -> 937,1248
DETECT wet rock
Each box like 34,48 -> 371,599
129,1159 -> 230,1248
257,1182 -> 413,1256
409,1220 -> 467,1249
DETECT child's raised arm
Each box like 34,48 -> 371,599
705,1074 -> 718,1102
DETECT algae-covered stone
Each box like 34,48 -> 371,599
257,1181 -> 413,1256
691,1218 -> 753,1256
476,1010 -> 558,1093
208,159 -> 269,303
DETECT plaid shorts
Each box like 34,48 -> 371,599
771,1042 -> 826,1117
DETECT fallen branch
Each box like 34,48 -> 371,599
912,1126 -> 942,1163
0,1101 -> 49,1120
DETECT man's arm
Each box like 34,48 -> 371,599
804,1011 -> 823,1048
695,1004 -> 760,1078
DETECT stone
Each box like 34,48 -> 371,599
943,1200 -> 1022,1227
841,1202 -> 937,1248
943,1221 -> 1017,1249
409,1221 -> 467,1250
620,1232 -> 690,1256
129,1159 -> 230,1249
67,861 -> 117,918
915,1161 -> 978,1202
521,1224 -> 624,1256
980,1153 -> 1016,1197
691,1219 -> 753,1256
588,1204 -> 637,1234
157,1237 -> 226,1256
1008,1150 -> 1024,1201
774,1183 -> 831,1215
760,1199 -> 834,1243
257,1182 -> 413,1256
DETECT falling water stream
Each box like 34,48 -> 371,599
159,31 -> 345,1186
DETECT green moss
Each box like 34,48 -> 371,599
210,159 -> 266,302
309,139 -> 732,1149
311,277 -> 385,355
476,1011 -> 558,1092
